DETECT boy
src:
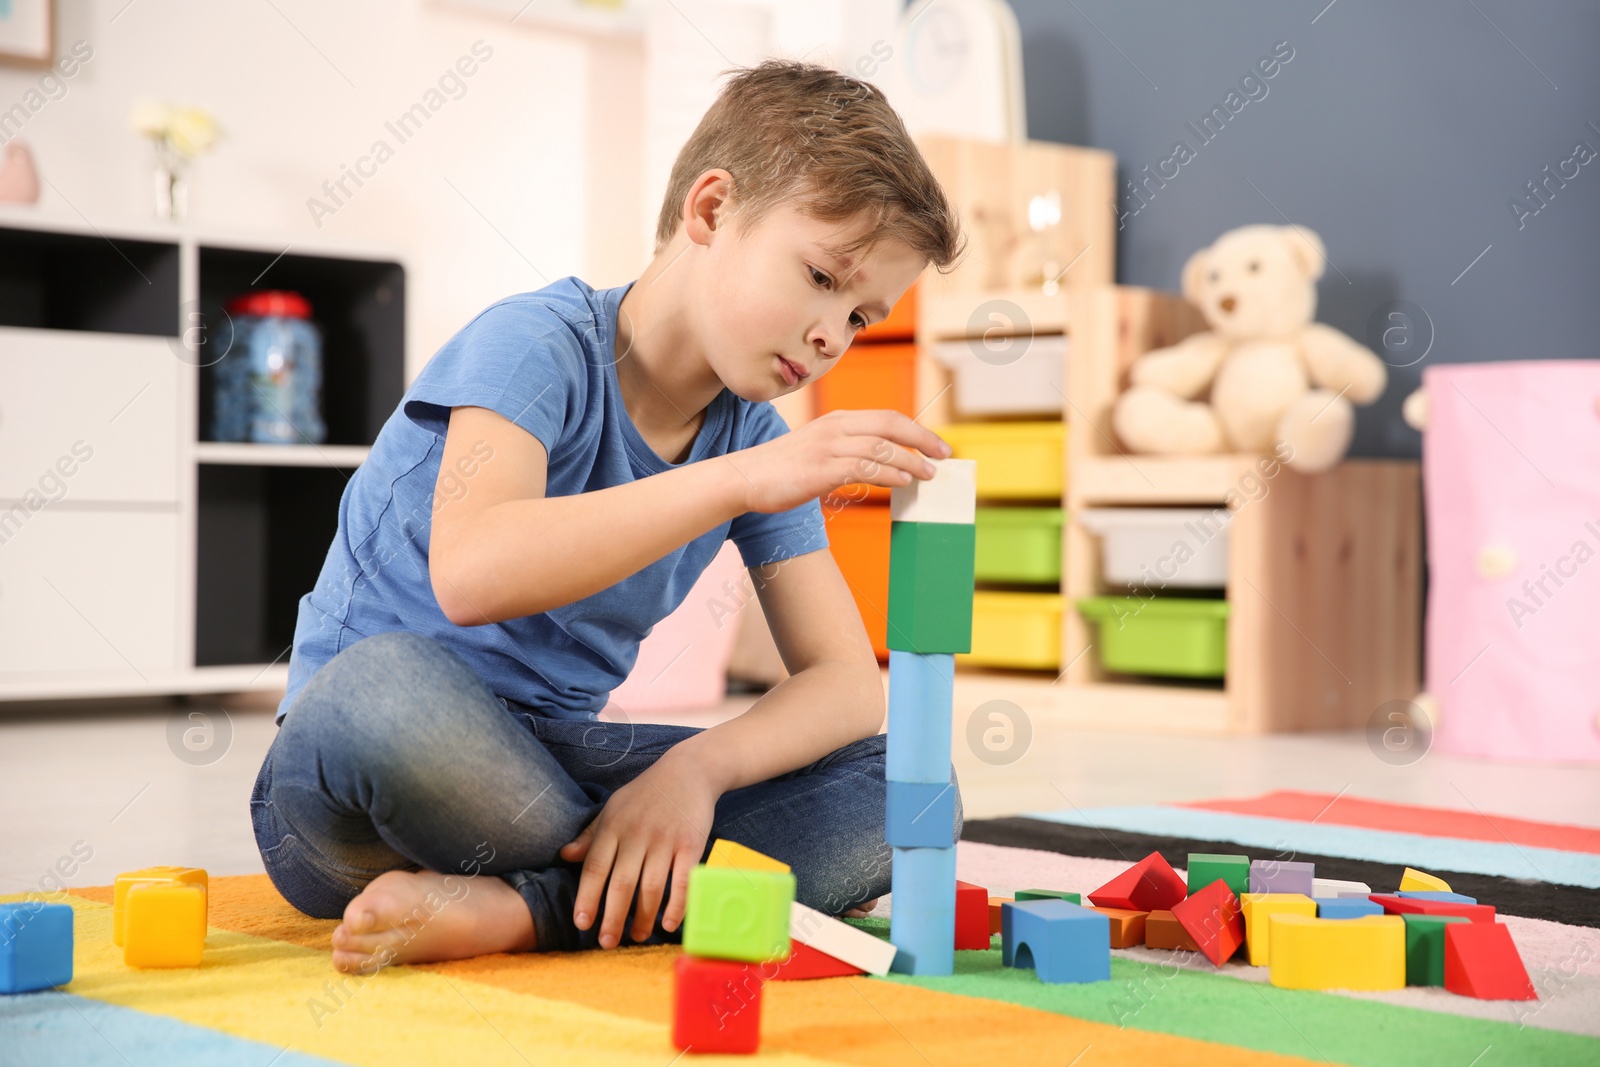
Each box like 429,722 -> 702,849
250,59 -> 965,975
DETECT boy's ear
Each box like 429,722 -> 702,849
684,168 -> 736,246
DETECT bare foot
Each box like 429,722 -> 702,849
330,868 -> 536,973
843,897 -> 880,918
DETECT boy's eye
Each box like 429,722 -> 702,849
848,312 -> 866,330
809,266 -> 831,287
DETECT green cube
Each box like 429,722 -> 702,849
887,521 -> 975,654
1015,889 -> 1080,904
1403,914 -> 1468,986
682,865 -> 795,963
1187,854 -> 1249,898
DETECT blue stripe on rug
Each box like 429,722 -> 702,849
1020,806 -> 1600,888
0,989 -> 347,1066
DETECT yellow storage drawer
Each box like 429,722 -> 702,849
958,591 -> 1062,670
938,421 -> 1065,499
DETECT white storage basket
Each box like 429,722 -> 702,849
932,334 -> 1066,416
1077,507 -> 1233,589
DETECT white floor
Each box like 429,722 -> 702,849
3,682 -> 1598,902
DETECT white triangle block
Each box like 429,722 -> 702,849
789,901 -> 897,976
889,458 -> 976,525
1312,877 -> 1373,898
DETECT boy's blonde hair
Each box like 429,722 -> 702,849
654,58 -> 965,275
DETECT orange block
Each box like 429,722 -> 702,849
814,342 -> 918,417
1093,907 -> 1150,949
822,500 -> 891,659
988,896 -> 1014,937
1146,910 -> 1199,952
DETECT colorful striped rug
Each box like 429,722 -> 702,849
4,792 -> 1595,1065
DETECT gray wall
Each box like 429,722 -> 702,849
1007,0 -> 1600,458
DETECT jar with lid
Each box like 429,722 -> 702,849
212,290 -> 326,444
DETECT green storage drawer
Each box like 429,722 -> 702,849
974,507 -> 1063,583
1075,596 -> 1230,678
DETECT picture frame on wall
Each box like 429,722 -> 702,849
0,0 -> 54,67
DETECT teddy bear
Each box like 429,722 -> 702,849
1112,223 -> 1387,473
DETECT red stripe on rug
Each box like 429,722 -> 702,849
1179,791 -> 1600,855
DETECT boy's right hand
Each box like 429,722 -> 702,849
731,409 -> 953,515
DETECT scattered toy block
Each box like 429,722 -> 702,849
1315,897 -> 1384,920
885,780 -> 957,848
683,866 -> 794,964
113,866 -> 207,947
1241,893 -> 1317,966
1015,889 -> 1081,904
123,882 -> 205,968
1398,867 -> 1452,893
886,651 -> 955,784
1403,914 -> 1469,986
888,846 -> 956,976
1443,922 -> 1537,1001
1090,907 -> 1149,949
1186,854 -> 1249,899
0,902 -> 73,993
771,938 -> 866,980
707,839 -> 790,874
1171,879 -> 1245,966
1249,859 -> 1314,896
988,896 -> 1011,936
890,458 -> 977,525
1269,914 -> 1405,991
955,880 -> 990,950
1312,877 -> 1371,898
789,902 -> 895,976
672,954 -> 764,1053
1145,910 -> 1200,951
1395,891 -> 1476,904
1088,851 -> 1186,912
886,521 -> 976,654
1004,899 -> 1111,983
1369,894 -> 1495,923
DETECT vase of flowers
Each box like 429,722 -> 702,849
130,101 -> 221,221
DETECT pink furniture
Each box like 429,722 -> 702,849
1423,360 -> 1600,762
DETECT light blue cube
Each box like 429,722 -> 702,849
888,846 -> 956,976
1396,891 -> 1477,904
1,902 -> 73,994
1003,899 -> 1110,984
886,652 -> 954,784
1315,896 -> 1384,920
885,780 -> 957,848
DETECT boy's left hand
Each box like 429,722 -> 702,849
559,749 -> 719,948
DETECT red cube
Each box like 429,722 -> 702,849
955,880 -> 991,949
1170,879 -> 1244,966
672,954 -> 764,1054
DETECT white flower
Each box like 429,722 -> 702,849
167,107 -> 220,159
130,99 -> 173,138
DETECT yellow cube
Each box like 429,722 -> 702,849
1397,867 -> 1451,893
113,867 -> 207,946
1240,893 -> 1317,966
1268,914 -> 1404,991
123,882 -> 207,968
706,839 -> 790,874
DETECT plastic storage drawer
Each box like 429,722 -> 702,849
931,335 -> 1067,417
1076,507 -> 1232,588
814,343 -> 918,504
960,591 -> 1062,670
1075,596 -> 1230,678
974,507 -> 1064,583
939,421 -> 1065,499
823,500 -> 890,660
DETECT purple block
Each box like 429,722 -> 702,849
1248,859 -> 1315,896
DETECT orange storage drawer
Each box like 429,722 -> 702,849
858,278 -> 917,342
822,499 -> 891,661
814,343 -> 919,504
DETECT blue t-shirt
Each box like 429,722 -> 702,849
275,275 -> 828,726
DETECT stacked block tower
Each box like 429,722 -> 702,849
885,458 -> 977,976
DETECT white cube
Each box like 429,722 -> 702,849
890,458 -> 976,525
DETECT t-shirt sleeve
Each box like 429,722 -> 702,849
726,402 -> 830,570
402,300 -> 585,456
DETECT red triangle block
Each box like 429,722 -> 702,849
1444,922 -> 1537,1001
1170,879 -> 1244,966
955,880 -> 991,950
769,938 -> 866,980
1088,851 -> 1187,913
1369,894 -> 1496,923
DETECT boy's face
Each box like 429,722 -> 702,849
692,192 -> 926,404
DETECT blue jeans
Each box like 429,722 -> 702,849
250,630 -> 962,952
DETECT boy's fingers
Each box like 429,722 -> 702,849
600,845 -> 645,949
572,829 -> 618,931
630,850 -> 673,942
844,409 -> 951,460
663,848 -> 694,933
845,437 -> 935,485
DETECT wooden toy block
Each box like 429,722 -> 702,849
886,651 -> 954,784
885,780 -> 958,848
672,954 -> 764,1054
1091,906 -> 1149,949
889,846 -> 956,976
1398,867 -> 1452,893
1240,893 -> 1317,966
1171,880 -> 1245,966
771,938 -> 866,980
955,880 -> 991,950
683,866 -> 795,964
1248,859 -> 1314,897
1315,897 -> 1384,920
0,902 -> 73,993
1403,914 -> 1468,986
1443,921 -> 1537,1001
1088,851 -> 1187,912
1312,877 -> 1371,898
707,839 -> 790,874
1369,894 -> 1495,923
1186,854 -> 1249,899
988,896 -> 1012,936
1003,899 -> 1111,983
1396,891 -> 1476,904
1268,914 -> 1405,991
886,521 -> 976,654
790,901 -> 896,976
113,866 -> 207,947
1015,889 -> 1081,904
1145,910 -> 1199,951
123,882 -> 206,968
890,458 -> 977,525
